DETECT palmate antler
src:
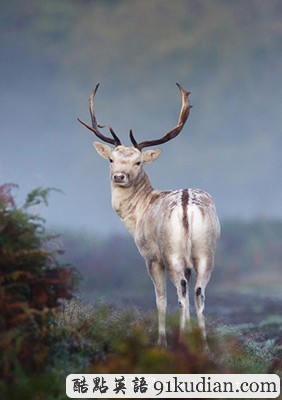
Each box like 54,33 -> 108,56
77,84 -> 121,147
78,83 -> 192,150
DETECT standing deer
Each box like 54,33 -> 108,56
78,83 -> 220,347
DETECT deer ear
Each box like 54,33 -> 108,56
93,142 -> 112,160
142,149 -> 161,164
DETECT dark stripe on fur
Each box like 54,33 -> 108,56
181,279 -> 187,297
181,189 -> 189,234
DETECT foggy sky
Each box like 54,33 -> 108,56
1,0 -> 282,235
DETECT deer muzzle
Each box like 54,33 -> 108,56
112,172 -> 127,184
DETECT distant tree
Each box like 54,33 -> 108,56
0,184 -> 77,381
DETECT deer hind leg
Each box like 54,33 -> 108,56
147,260 -> 167,346
194,256 -> 213,347
168,262 -> 191,342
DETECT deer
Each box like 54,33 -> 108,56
78,83 -> 220,348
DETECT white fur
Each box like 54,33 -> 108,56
94,144 -> 220,347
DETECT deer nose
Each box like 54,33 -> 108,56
113,173 -> 126,183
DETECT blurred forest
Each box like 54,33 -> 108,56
2,0 -> 281,140
2,0 -> 281,95
57,219 -> 282,307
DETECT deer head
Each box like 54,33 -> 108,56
78,83 -> 192,187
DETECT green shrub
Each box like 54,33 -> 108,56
0,184 -> 77,382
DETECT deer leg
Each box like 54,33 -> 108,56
194,257 -> 213,348
147,260 -> 167,346
185,267 -> 192,332
168,264 -> 191,342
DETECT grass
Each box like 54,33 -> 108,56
1,297 -> 281,399
54,298 -> 282,373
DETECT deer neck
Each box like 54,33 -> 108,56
111,171 -> 153,235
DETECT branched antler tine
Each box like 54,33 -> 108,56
129,129 -> 138,147
88,84 -> 106,129
109,125 -> 122,146
176,82 -> 192,125
77,83 -> 121,147
130,83 -> 192,151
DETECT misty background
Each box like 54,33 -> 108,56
2,5 -> 282,379
1,0 -> 282,235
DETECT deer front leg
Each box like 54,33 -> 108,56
147,260 -> 167,346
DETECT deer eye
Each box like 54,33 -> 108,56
109,158 -> 113,163
135,161 -> 141,166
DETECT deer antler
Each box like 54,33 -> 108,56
78,83 -> 121,147
130,83 -> 192,151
